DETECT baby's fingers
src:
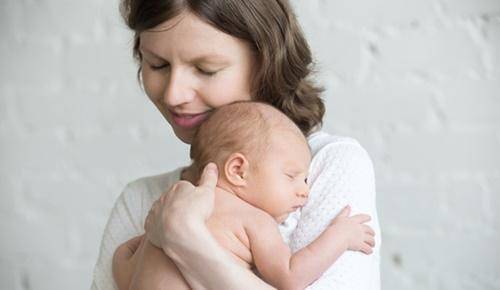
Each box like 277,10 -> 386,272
351,214 -> 371,224
360,243 -> 373,255
365,236 -> 376,247
363,225 -> 375,236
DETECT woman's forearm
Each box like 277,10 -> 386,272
164,220 -> 275,290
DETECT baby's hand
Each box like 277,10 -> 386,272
328,205 -> 375,254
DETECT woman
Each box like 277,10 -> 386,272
92,0 -> 381,289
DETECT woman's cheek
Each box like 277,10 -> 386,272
208,74 -> 251,105
142,69 -> 165,102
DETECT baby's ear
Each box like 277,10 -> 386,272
224,152 -> 250,187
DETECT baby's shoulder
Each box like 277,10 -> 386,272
241,206 -> 277,234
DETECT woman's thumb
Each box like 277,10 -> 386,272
198,163 -> 218,190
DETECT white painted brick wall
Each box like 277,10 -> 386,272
0,0 -> 499,289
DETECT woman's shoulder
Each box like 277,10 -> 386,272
307,130 -> 374,174
307,130 -> 366,156
121,167 -> 184,203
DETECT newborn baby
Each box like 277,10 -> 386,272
114,101 -> 375,290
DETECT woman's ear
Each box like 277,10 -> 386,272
224,152 -> 250,187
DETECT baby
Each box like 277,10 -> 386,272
114,101 -> 375,290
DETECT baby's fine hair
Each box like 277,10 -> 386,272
189,101 -> 304,180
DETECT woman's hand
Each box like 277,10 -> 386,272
140,162 -> 273,290
145,162 -> 219,249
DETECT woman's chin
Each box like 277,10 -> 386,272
173,128 -> 195,144
176,132 -> 194,144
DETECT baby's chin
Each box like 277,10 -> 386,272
275,213 -> 290,224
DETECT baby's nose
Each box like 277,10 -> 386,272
296,191 -> 309,199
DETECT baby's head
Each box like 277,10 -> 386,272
190,101 -> 311,222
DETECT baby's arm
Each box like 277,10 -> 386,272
248,206 -> 374,290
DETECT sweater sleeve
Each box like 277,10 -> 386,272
289,140 -> 381,290
90,181 -> 148,290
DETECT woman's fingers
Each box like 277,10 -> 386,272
142,163 -> 219,250
145,199 -> 159,230
198,163 -> 218,191
159,191 -> 168,203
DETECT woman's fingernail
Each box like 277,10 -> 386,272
207,163 -> 217,172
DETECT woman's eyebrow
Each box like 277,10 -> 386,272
139,47 -> 163,60
190,54 -> 230,65
139,47 -> 229,65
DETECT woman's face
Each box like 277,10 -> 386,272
139,12 -> 255,144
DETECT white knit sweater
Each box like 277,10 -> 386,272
91,131 -> 381,290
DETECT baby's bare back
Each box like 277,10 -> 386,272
205,188 -> 263,268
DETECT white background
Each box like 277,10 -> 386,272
1,0 -> 499,289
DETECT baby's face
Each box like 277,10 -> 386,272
245,131 -> 311,223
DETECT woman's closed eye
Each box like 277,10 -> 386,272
149,62 -> 170,71
196,66 -> 218,76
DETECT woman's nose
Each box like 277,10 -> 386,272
163,68 -> 196,107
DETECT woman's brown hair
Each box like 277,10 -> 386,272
120,0 -> 325,135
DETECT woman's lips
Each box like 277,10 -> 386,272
171,111 -> 211,129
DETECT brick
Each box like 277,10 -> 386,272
322,80 -> 435,129
382,130 -> 500,174
292,0 -> 438,28
4,0 -> 103,39
378,180 -> 447,231
61,39 -> 137,85
18,258 -> 92,290
485,176 -> 500,228
441,179 -> 490,228
0,259 -> 20,290
375,27 -> 483,77
382,231 -> 500,290
436,79 -> 500,127
0,37 -> 63,87
485,20 -> 500,76
304,27 -> 364,79
439,0 -> 500,18
7,82 -> 143,130
0,124 -> 187,179
0,177 -> 21,218
0,214 -> 68,259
